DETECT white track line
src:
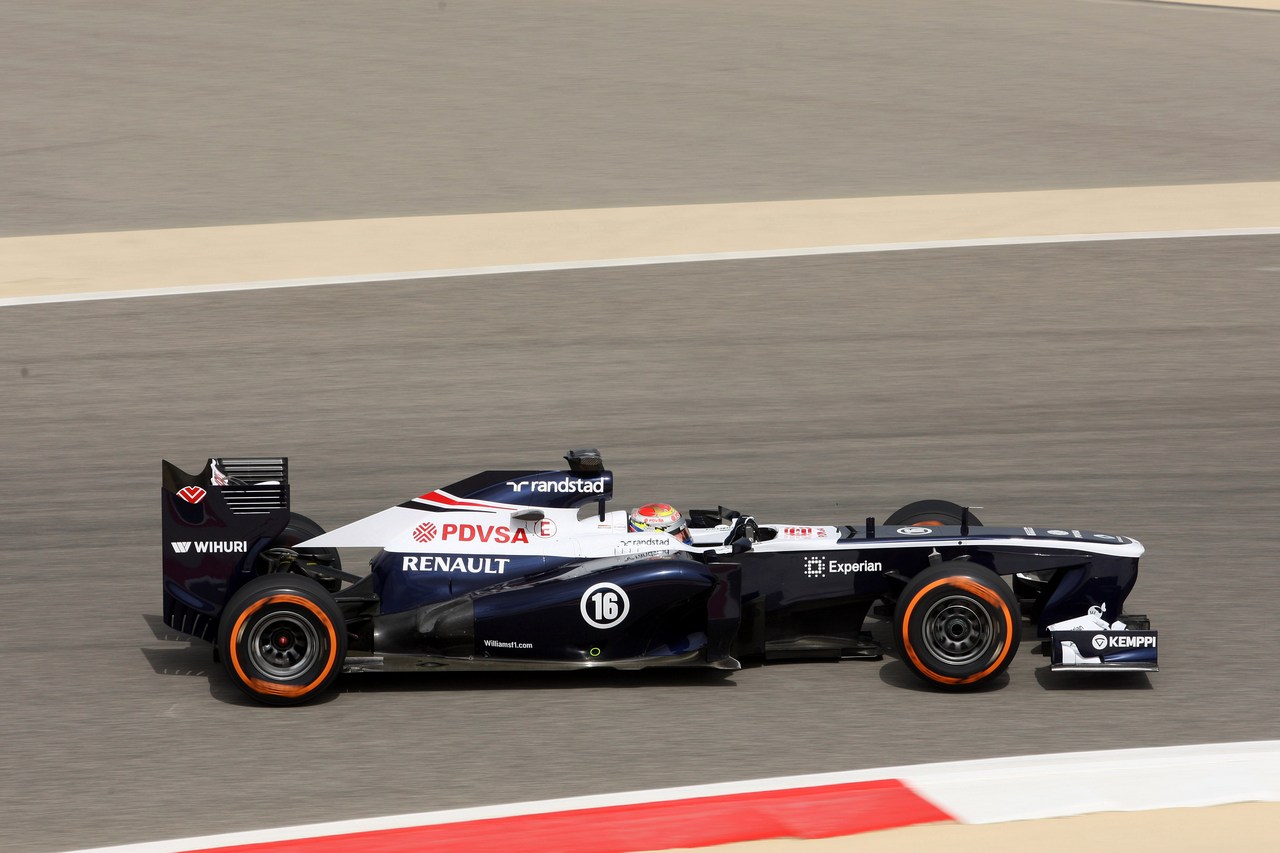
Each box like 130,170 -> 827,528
1135,0 -> 1280,11
5,227 -> 1279,309
63,740 -> 1280,853
902,739 -> 1280,823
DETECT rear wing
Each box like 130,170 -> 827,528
161,457 -> 292,642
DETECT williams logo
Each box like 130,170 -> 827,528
170,541 -> 247,554
803,556 -> 882,578
176,486 -> 207,505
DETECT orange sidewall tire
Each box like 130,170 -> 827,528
898,570 -> 1017,687
218,574 -> 347,705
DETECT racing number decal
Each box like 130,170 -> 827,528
580,582 -> 630,629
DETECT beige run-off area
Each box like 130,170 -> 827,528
651,802 -> 1280,853
3,181 -> 1280,302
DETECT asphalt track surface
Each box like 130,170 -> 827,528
3,2 -> 1280,852
3,0 -> 1280,236
3,236 -> 1279,852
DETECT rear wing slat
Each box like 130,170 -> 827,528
162,456 -> 293,642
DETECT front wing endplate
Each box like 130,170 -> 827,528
1050,629 -> 1158,672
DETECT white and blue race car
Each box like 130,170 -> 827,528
162,449 -> 1157,705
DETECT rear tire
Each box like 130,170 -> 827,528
886,499 -> 981,527
894,562 -> 1019,690
218,574 -> 346,705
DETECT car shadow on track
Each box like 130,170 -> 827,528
862,617 -> 1013,694
140,614 -> 340,706
140,643 -> 297,706
142,612 -> 193,642
140,645 -> 213,678
1032,666 -> 1152,690
335,667 -> 740,700
141,614 -> 215,678
142,614 -> 1150,704
141,614 -> 738,706
873,628 -> 1151,692
875,659 -> 1012,693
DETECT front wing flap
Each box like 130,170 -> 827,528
1050,629 -> 1159,672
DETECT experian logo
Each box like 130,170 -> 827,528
803,556 -> 883,578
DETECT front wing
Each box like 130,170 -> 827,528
1050,629 -> 1159,672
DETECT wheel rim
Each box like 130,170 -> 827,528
921,594 -> 995,666
247,611 -> 321,679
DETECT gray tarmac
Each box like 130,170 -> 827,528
3,1 -> 1280,850
2,237 -> 1279,851
2,0 -> 1280,236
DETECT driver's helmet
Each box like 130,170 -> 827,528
628,503 -> 692,544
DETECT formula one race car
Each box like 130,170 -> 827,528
161,450 -> 1158,705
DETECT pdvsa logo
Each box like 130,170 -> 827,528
413,522 -> 529,545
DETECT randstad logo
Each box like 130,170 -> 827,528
506,479 -> 606,494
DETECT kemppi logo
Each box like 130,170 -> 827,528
1092,633 -> 1157,650
413,522 -> 529,545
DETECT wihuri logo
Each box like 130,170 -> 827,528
170,541 -> 246,554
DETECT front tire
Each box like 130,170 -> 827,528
894,562 -> 1019,690
886,500 -> 981,527
217,574 -> 346,705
